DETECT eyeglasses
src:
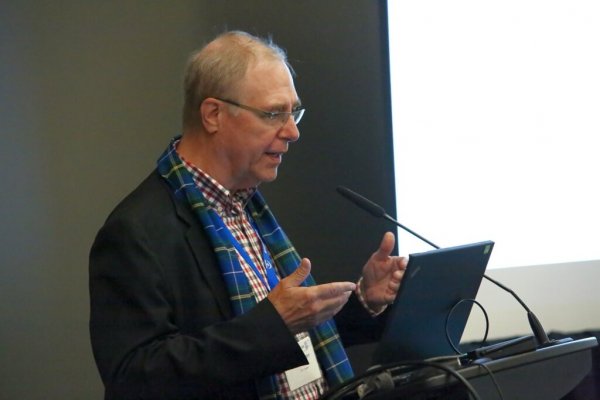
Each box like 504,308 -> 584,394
215,97 -> 305,126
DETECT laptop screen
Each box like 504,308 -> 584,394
371,241 -> 494,365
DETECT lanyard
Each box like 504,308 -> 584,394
209,209 -> 279,291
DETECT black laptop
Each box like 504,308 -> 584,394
371,241 -> 494,365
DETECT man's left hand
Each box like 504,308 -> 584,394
360,232 -> 408,312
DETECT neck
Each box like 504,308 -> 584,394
177,130 -> 241,191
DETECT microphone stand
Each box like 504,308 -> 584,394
336,186 -> 557,350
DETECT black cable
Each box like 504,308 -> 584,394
475,362 -> 505,400
411,361 -> 481,400
445,298 -> 490,355
323,359 -> 482,400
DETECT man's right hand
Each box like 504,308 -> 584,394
267,258 -> 356,334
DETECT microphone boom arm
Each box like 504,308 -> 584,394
336,185 -> 552,347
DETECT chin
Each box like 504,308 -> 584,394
261,174 -> 278,184
259,168 -> 279,183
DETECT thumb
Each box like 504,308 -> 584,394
283,258 -> 311,287
374,232 -> 395,260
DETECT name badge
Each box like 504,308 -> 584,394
285,336 -> 323,392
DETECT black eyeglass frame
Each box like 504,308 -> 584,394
215,97 -> 305,126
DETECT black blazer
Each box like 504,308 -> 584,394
89,171 -> 384,400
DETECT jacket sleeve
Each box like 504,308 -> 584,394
89,214 -> 306,400
335,290 -> 389,347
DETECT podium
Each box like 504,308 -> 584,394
325,337 -> 598,400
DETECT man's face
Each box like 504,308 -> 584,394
216,59 -> 301,191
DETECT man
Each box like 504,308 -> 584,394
89,31 -> 407,400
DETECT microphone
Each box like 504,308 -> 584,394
336,185 -> 553,348
336,186 -> 439,250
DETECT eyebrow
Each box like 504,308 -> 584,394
268,98 -> 303,112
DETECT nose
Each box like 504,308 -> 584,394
279,116 -> 300,143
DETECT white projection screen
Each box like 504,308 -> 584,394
387,1 -> 600,269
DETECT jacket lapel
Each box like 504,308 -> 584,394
170,187 -> 233,319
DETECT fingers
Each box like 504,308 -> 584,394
385,259 -> 406,289
269,268 -> 356,334
395,256 -> 408,272
399,256 -> 408,269
318,281 -> 357,298
295,282 -> 355,319
281,259 -> 356,295
361,252 -> 408,308
295,283 -> 354,330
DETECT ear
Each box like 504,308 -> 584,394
199,98 -> 221,134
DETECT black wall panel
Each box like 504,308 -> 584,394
200,1 -> 397,284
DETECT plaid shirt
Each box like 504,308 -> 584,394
180,154 -> 327,400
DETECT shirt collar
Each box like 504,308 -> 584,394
174,142 -> 256,216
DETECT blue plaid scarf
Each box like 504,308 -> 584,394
157,137 -> 353,399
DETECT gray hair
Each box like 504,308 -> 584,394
182,31 -> 293,130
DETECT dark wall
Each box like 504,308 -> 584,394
0,1 -> 393,398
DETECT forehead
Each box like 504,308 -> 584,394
237,59 -> 298,105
